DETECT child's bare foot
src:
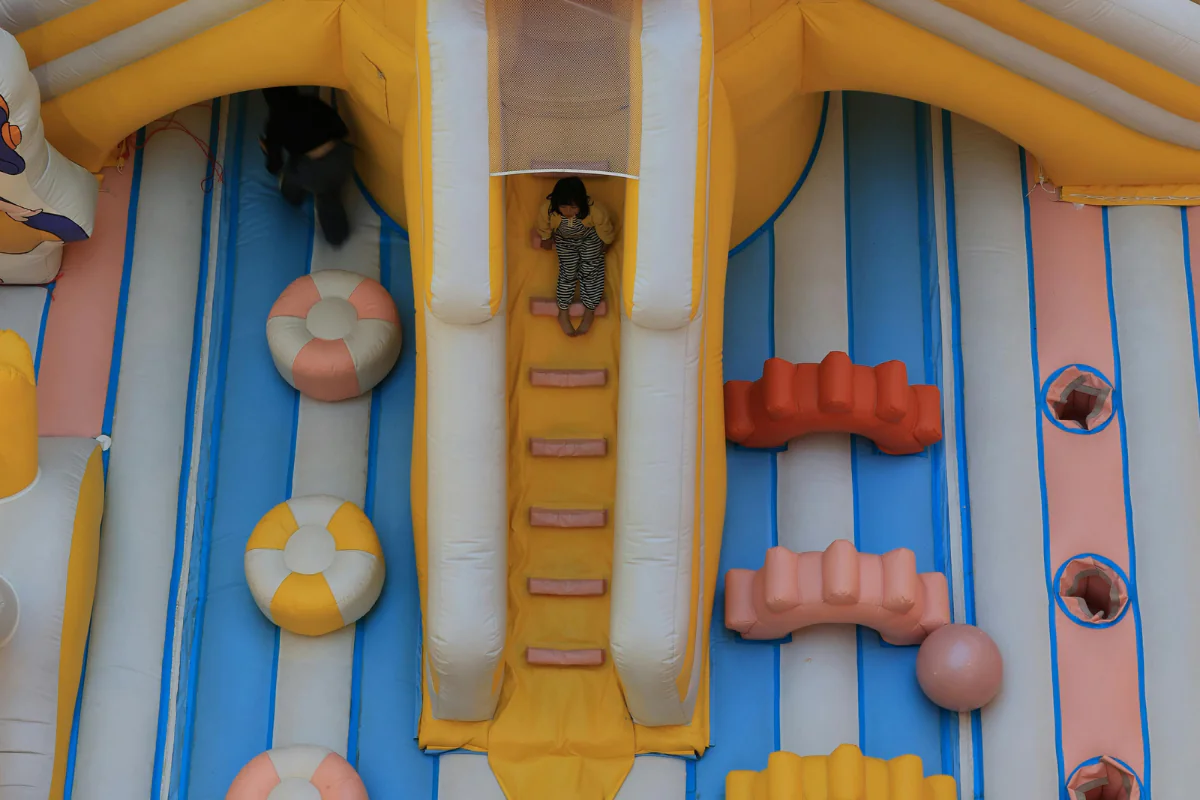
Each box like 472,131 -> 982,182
576,308 -> 595,336
557,308 -> 577,337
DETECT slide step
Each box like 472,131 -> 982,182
526,647 -> 606,667
527,578 -> 607,596
529,507 -> 608,528
530,297 -> 608,318
529,437 -> 608,457
529,368 -> 608,388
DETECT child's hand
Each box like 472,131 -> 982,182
529,229 -> 544,250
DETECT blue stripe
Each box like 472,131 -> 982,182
64,127 -> 147,800
151,97 -> 222,800
844,92 -> 943,766
99,128 -> 146,473
1018,148 -> 1066,794
693,231 -> 777,798
1100,208 -> 1151,794
175,94 -> 243,800
729,93 -> 831,257
33,282 -> 52,378
353,180 -> 434,796
347,188 -> 392,765
914,105 -> 957,781
182,90 -> 313,799
941,110 -> 985,799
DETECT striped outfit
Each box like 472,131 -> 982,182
554,216 -> 606,311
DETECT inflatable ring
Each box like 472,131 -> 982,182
267,269 -> 402,402
226,744 -> 368,800
244,495 -> 385,637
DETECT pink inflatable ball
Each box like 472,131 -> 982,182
916,623 -> 1003,712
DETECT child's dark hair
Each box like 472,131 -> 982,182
547,176 -> 591,219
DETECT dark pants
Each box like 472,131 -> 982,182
280,140 -> 354,246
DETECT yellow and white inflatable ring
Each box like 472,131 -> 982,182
267,269 -> 403,402
244,495 -> 385,637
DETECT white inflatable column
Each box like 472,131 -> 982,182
610,0 -> 712,727
420,0 -> 508,722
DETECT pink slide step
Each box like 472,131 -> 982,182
526,648 -> 606,666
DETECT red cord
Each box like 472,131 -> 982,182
119,106 -> 225,192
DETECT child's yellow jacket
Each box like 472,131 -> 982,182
535,199 -> 617,244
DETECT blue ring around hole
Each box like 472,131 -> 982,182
1053,552 -> 1133,629
1040,363 -> 1116,436
1065,754 -> 1144,796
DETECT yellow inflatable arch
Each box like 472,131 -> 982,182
15,0 -> 1200,262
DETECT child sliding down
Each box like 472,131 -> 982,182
530,177 -> 615,336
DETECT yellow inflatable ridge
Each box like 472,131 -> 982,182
726,745 -> 957,800
0,329 -> 38,498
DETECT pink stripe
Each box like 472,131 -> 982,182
525,647 -> 605,666
346,278 -> 400,324
291,338 -> 360,401
37,166 -> 132,437
1187,208 -> 1200,323
269,274 -> 320,319
1027,155 -> 1144,781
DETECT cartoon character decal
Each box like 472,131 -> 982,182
0,94 -> 88,243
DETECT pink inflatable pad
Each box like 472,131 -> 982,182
527,578 -> 607,596
528,507 -> 608,528
529,297 -> 608,318
725,539 -> 950,645
529,368 -> 608,388
529,437 -> 608,457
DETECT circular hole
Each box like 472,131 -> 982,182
1058,558 -> 1128,625
1067,757 -> 1137,800
1044,367 -> 1114,434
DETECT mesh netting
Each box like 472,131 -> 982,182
488,0 -> 640,177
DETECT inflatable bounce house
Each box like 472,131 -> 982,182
6,0 -> 1200,797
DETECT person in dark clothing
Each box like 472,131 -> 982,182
260,86 -> 353,246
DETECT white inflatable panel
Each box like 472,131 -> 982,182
866,0 -> 1200,151
611,310 -> 705,726
0,436 -> 98,800
71,105 -> 211,800
423,307 -> 507,721
948,114 -> 1058,796
1025,0 -> 1200,87
0,29 -> 97,284
1107,205 -> 1200,800
629,0 -> 702,330
772,92 -> 859,756
0,0 -> 94,34
31,0 -> 271,100
425,0 -> 494,324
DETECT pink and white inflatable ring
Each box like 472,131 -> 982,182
226,744 -> 368,800
267,269 -> 402,402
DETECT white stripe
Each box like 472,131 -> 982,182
629,0 -> 702,330
325,551 -> 383,624
271,180 -> 380,756
771,91 -> 859,757
0,0 -> 96,35
71,104 -> 213,800
929,106 -> 975,790
1024,0 -> 1200,87
947,114 -> 1058,796
0,286 -> 48,357
31,0 -> 271,100
1107,205 -> 1200,798
436,755 -> 687,799
159,95 -> 227,800
866,0 -> 1200,151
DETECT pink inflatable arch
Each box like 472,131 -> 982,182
724,539 -> 950,645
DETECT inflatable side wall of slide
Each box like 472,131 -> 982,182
0,29 -> 96,284
0,330 -> 103,800
404,2 -> 730,732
